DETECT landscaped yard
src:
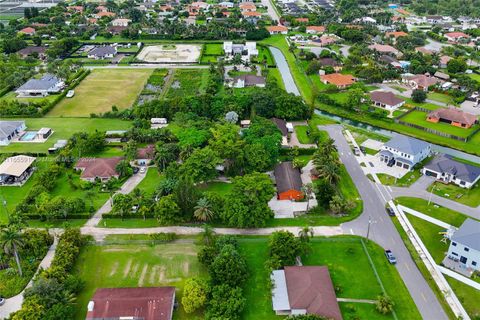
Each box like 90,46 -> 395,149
429,181 -> 480,208
198,181 -> 233,196
0,118 -> 131,153
48,68 -> 153,116
165,69 -> 210,98
73,240 -> 207,320
294,125 -> 313,144
427,92 -> 455,105
446,276 -> 480,318
135,168 -> 164,195
377,170 -> 422,187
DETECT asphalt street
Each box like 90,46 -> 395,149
321,125 -> 449,320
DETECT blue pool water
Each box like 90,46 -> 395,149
20,131 -> 37,141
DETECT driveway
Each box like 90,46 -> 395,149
320,125 -> 449,320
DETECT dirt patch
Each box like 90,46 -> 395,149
109,261 -> 119,276
123,259 -> 132,278
138,265 -> 148,286
137,44 -> 202,63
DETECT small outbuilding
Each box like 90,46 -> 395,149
0,155 -> 36,185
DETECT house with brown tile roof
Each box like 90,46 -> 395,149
267,25 -> 288,35
370,91 -> 405,111
368,44 -> 401,57
74,157 -> 123,182
386,31 -> 408,39
306,26 -> 325,34
19,27 -> 35,36
445,32 -> 470,43
427,108 -> 478,129
320,73 -> 356,89
271,266 -> 342,320
86,287 -> 175,320
402,74 -> 439,91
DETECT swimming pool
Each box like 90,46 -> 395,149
19,131 -> 37,141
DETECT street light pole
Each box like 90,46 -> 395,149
428,184 -> 436,206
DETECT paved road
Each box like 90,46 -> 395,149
86,64 -> 209,69
260,0 -> 280,22
321,125 -> 449,320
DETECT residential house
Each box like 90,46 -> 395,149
415,47 -> 434,55
379,135 -> 431,170
446,219 -> 480,273
370,91 -> 405,111
86,287 -> 175,320
0,155 -> 36,185
242,11 -> 262,23
231,75 -> 266,88
306,26 -> 325,34
318,58 -> 342,71
0,121 -> 26,146
67,5 -> 84,13
368,44 -> 401,57
445,32 -> 470,43
439,55 -> 452,68
271,118 -> 289,146
88,45 -> 117,59
427,108 -> 478,129
267,25 -> 288,35
137,144 -> 155,166
311,35 -> 340,46
271,266 -> 342,320
111,18 -> 131,27
320,73 -> 356,89
434,71 -> 450,81
15,74 -> 64,97
94,11 -> 116,18
295,17 -> 309,24
19,27 -> 35,36
422,154 -> 480,189
16,46 -> 46,59
223,41 -> 258,57
274,162 -> 303,200
218,1 -> 234,8
402,74 -> 439,91
74,157 -> 123,182
425,15 -> 445,24
385,31 -> 408,40
239,2 -> 256,11
379,54 -> 402,69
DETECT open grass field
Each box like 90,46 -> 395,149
446,276 -> 480,318
294,125 -> 314,144
400,110 -> 477,138
0,118 -> 131,153
166,69 -> 210,98
49,69 -> 153,116
203,43 -> 223,55
73,240 -> 207,320
427,92 -> 455,105
377,170 -> 422,187
430,181 -> 480,208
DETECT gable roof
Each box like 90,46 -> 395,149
307,26 -> 325,32
0,121 -> 25,140
405,74 -> 439,88
320,73 -> 355,86
428,108 -> 477,127
424,154 -> 480,183
370,91 -> 404,107
271,118 -> 288,136
285,266 -> 342,320
274,162 -> 302,194
234,74 -> 266,86
75,157 -> 123,179
137,144 -> 155,159
86,287 -> 175,320
17,46 -> 46,56
267,25 -> 288,32
89,46 -> 117,57
368,44 -> 400,55
384,134 -> 430,155
452,219 -> 480,251
0,155 -> 36,177
386,31 -> 408,38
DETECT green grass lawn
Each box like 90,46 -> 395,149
0,118 -> 131,153
429,181 -> 480,208
49,69 -> 153,116
267,68 -> 285,90
203,43 -> 223,55
446,276 -> 480,318
294,125 -> 314,144
166,69 -> 210,98
468,73 -> 480,83
0,91 -> 58,105
402,98 -> 441,111
427,92 -> 454,105
135,168 -> 164,195
400,110 -> 477,138
198,181 -> 233,196
408,215 -> 449,264
73,240 -> 207,320
377,170 -> 422,187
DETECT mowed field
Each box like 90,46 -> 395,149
48,69 -> 153,116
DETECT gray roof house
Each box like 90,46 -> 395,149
87,45 -> 117,59
0,121 -> 26,146
231,75 -> 266,88
446,219 -> 480,274
422,154 -> 480,188
379,135 -> 431,170
15,74 -> 64,97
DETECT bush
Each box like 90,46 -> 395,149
411,89 -> 427,103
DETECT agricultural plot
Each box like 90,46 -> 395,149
48,69 -> 152,116
165,69 -> 210,98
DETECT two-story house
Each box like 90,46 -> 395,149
446,219 -> 480,273
379,135 -> 431,170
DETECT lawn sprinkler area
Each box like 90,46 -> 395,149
137,44 -> 202,63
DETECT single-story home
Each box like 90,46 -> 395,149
422,154 -> 480,189
274,161 -> 303,200
271,118 -> 289,146
446,219 -> 480,273
230,75 -> 266,88
320,73 -> 356,89
370,91 -> 405,111
111,18 -> 131,27
380,135 -> 431,170
86,287 -> 175,320
15,74 -> 64,97
385,31 -> 408,39
16,46 -> 47,59
87,45 -> 117,59
0,120 -> 26,146
434,71 -> 450,81
74,157 -> 123,182
19,27 -> 36,36
401,74 -> 439,91
0,155 -> 36,185
267,25 -> 288,35
306,26 -> 325,34
271,266 -> 342,320
427,108 -> 477,129
368,44 -> 401,57
445,32 -> 470,42
137,144 -> 155,166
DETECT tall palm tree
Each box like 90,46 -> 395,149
298,226 -> 314,243
0,226 -> 24,276
302,183 -> 314,212
316,161 -> 340,185
194,198 -> 214,222
320,138 -> 337,155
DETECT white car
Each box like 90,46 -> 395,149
139,167 -> 146,174
66,90 -> 75,98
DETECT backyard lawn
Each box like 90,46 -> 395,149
446,276 -> 480,318
0,118 -> 131,153
294,125 -> 313,144
48,68 -> 153,116
427,92 -> 455,105
166,69 -> 210,98
197,181 -> 233,196
135,168 -> 164,195
203,43 -> 223,55
73,240 -> 207,320
429,181 -> 480,208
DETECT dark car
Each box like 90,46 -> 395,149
132,167 -> 139,174
386,207 -> 395,217
0,297 -> 5,306
385,250 -> 397,264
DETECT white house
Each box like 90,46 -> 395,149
15,74 -> 64,97
87,45 -> 117,59
446,219 -> 480,273
111,18 -> 132,27
422,154 -> 480,189
369,91 -> 405,111
379,135 -> 431,170
0,121 -> 26,145
223,41 -> 258,59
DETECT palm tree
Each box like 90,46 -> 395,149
0,226 -> 24,276
320,138 -> 337,155
316,161 -> 340,185
302,183 -> 314,212
194,198 -> 214,222
200,224 -> 215,246
298,226 -> 314,243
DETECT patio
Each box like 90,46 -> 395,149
442,255 -> 474,278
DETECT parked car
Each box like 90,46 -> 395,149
386,207 -> 395,217
139,167 -> 146,174
0,297 -> 5,306
132,167 -> 139,174
385,250 -> 397,264
66,90 -> 75,98
353,147 -> 361,156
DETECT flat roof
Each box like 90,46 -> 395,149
0,155 -> 36,177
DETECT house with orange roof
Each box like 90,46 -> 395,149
267,25 -> 288,35
67,6 -> 84,13
306,26 -> 325,34
95,11 -> 116,18
386,31 -> 408,39
19,27 -> 36,36
396,8 -> 410,15
320,73 -> 356,89
368,44 -> 401,57
445,32 -> 470,43
239,2 -> 256,11
427,108 -> 478,129
295,17 -> 308,23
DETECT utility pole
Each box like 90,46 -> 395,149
427,184 -> 436,206
366,215 -> 376,241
